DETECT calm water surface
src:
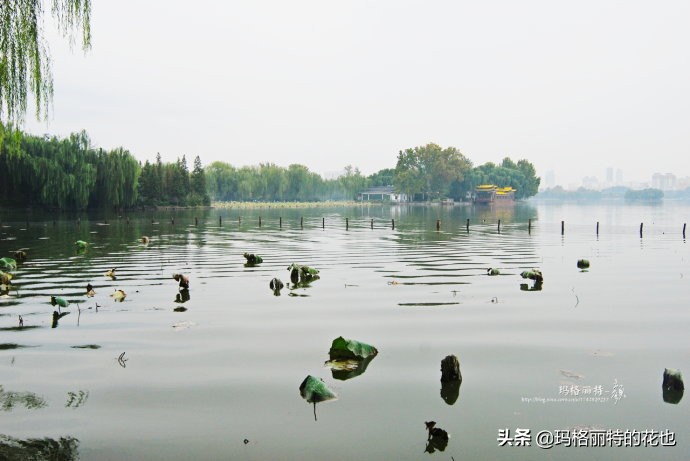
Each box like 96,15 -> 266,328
1,203 -> 689,460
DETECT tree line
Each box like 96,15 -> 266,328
205,162 -> 367,202
0,126 -> 540,209
0,126 -> 210,210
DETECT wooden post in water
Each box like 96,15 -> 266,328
171,216 -> 174,226
219,216 -> 222,226
238,216 -> 241,225
561,221 -> 565,235
683,223 -> 687,239
392,219 -> 395,230
436,219 -> 441,231
322,217 -> 325,229
596,221 -> 599,236
301,217 -> 304,229
640,222 -> 643,238
195,217 -> 198,226
371,218 -> 374,229
498,219 -> 501,233
528,219 -> 531,234
346,218 -> 349,230
259,216 -> 262,227
466,218 -> 470,232
279,217 -> 282,229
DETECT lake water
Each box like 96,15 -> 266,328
1,202 -> 688,460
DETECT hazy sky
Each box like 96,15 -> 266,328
24,0 -> 690,186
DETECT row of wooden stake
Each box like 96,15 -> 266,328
6,218 -> 688,238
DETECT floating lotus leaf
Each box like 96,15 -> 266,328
0,257 -> 17,271
287,263 -> 320,283
299,375 -> 337,403
520,269 -> 543,282
50,296 -> 69,308
243,253 -> 263,264
329,336 -> 378,360
74,240 -> 88,249
577,259 -> 590,269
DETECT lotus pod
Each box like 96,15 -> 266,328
110,289 -> 127,302
329,336 -> 378,360
299,375 -> 337,403
50,296 -> 69,308
13,250 -> 27,260
0,257 -> 17,270
487,268 -> 500,276
0,271 -> 12,285
269,278 -> 284,290
173,273 -> 190,289
577,259 -> 590,269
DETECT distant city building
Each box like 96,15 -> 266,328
582,176 -> 599,189
606,167 -> 614,184
652,173 -> 677,191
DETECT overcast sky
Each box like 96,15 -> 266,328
24,0 -> 690,187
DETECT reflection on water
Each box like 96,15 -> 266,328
424,421 -> 449,453
0,386 -> 47,411
0,203 -> 689,460
65,390 -> 89,409
0,435 -> 78,461
174,289 -> 190,303
519,280 -> 543,291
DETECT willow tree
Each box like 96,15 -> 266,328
0,0 -> 91,124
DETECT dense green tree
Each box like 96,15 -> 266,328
452,157 -> 540,200
367,168 -> 395,187
0,128 -> 145,209
1,0 -> 92,124
138,160 -> 160,205
393,143 -> 472,201
189,155 -> 210,205
339,165 -> 367,200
